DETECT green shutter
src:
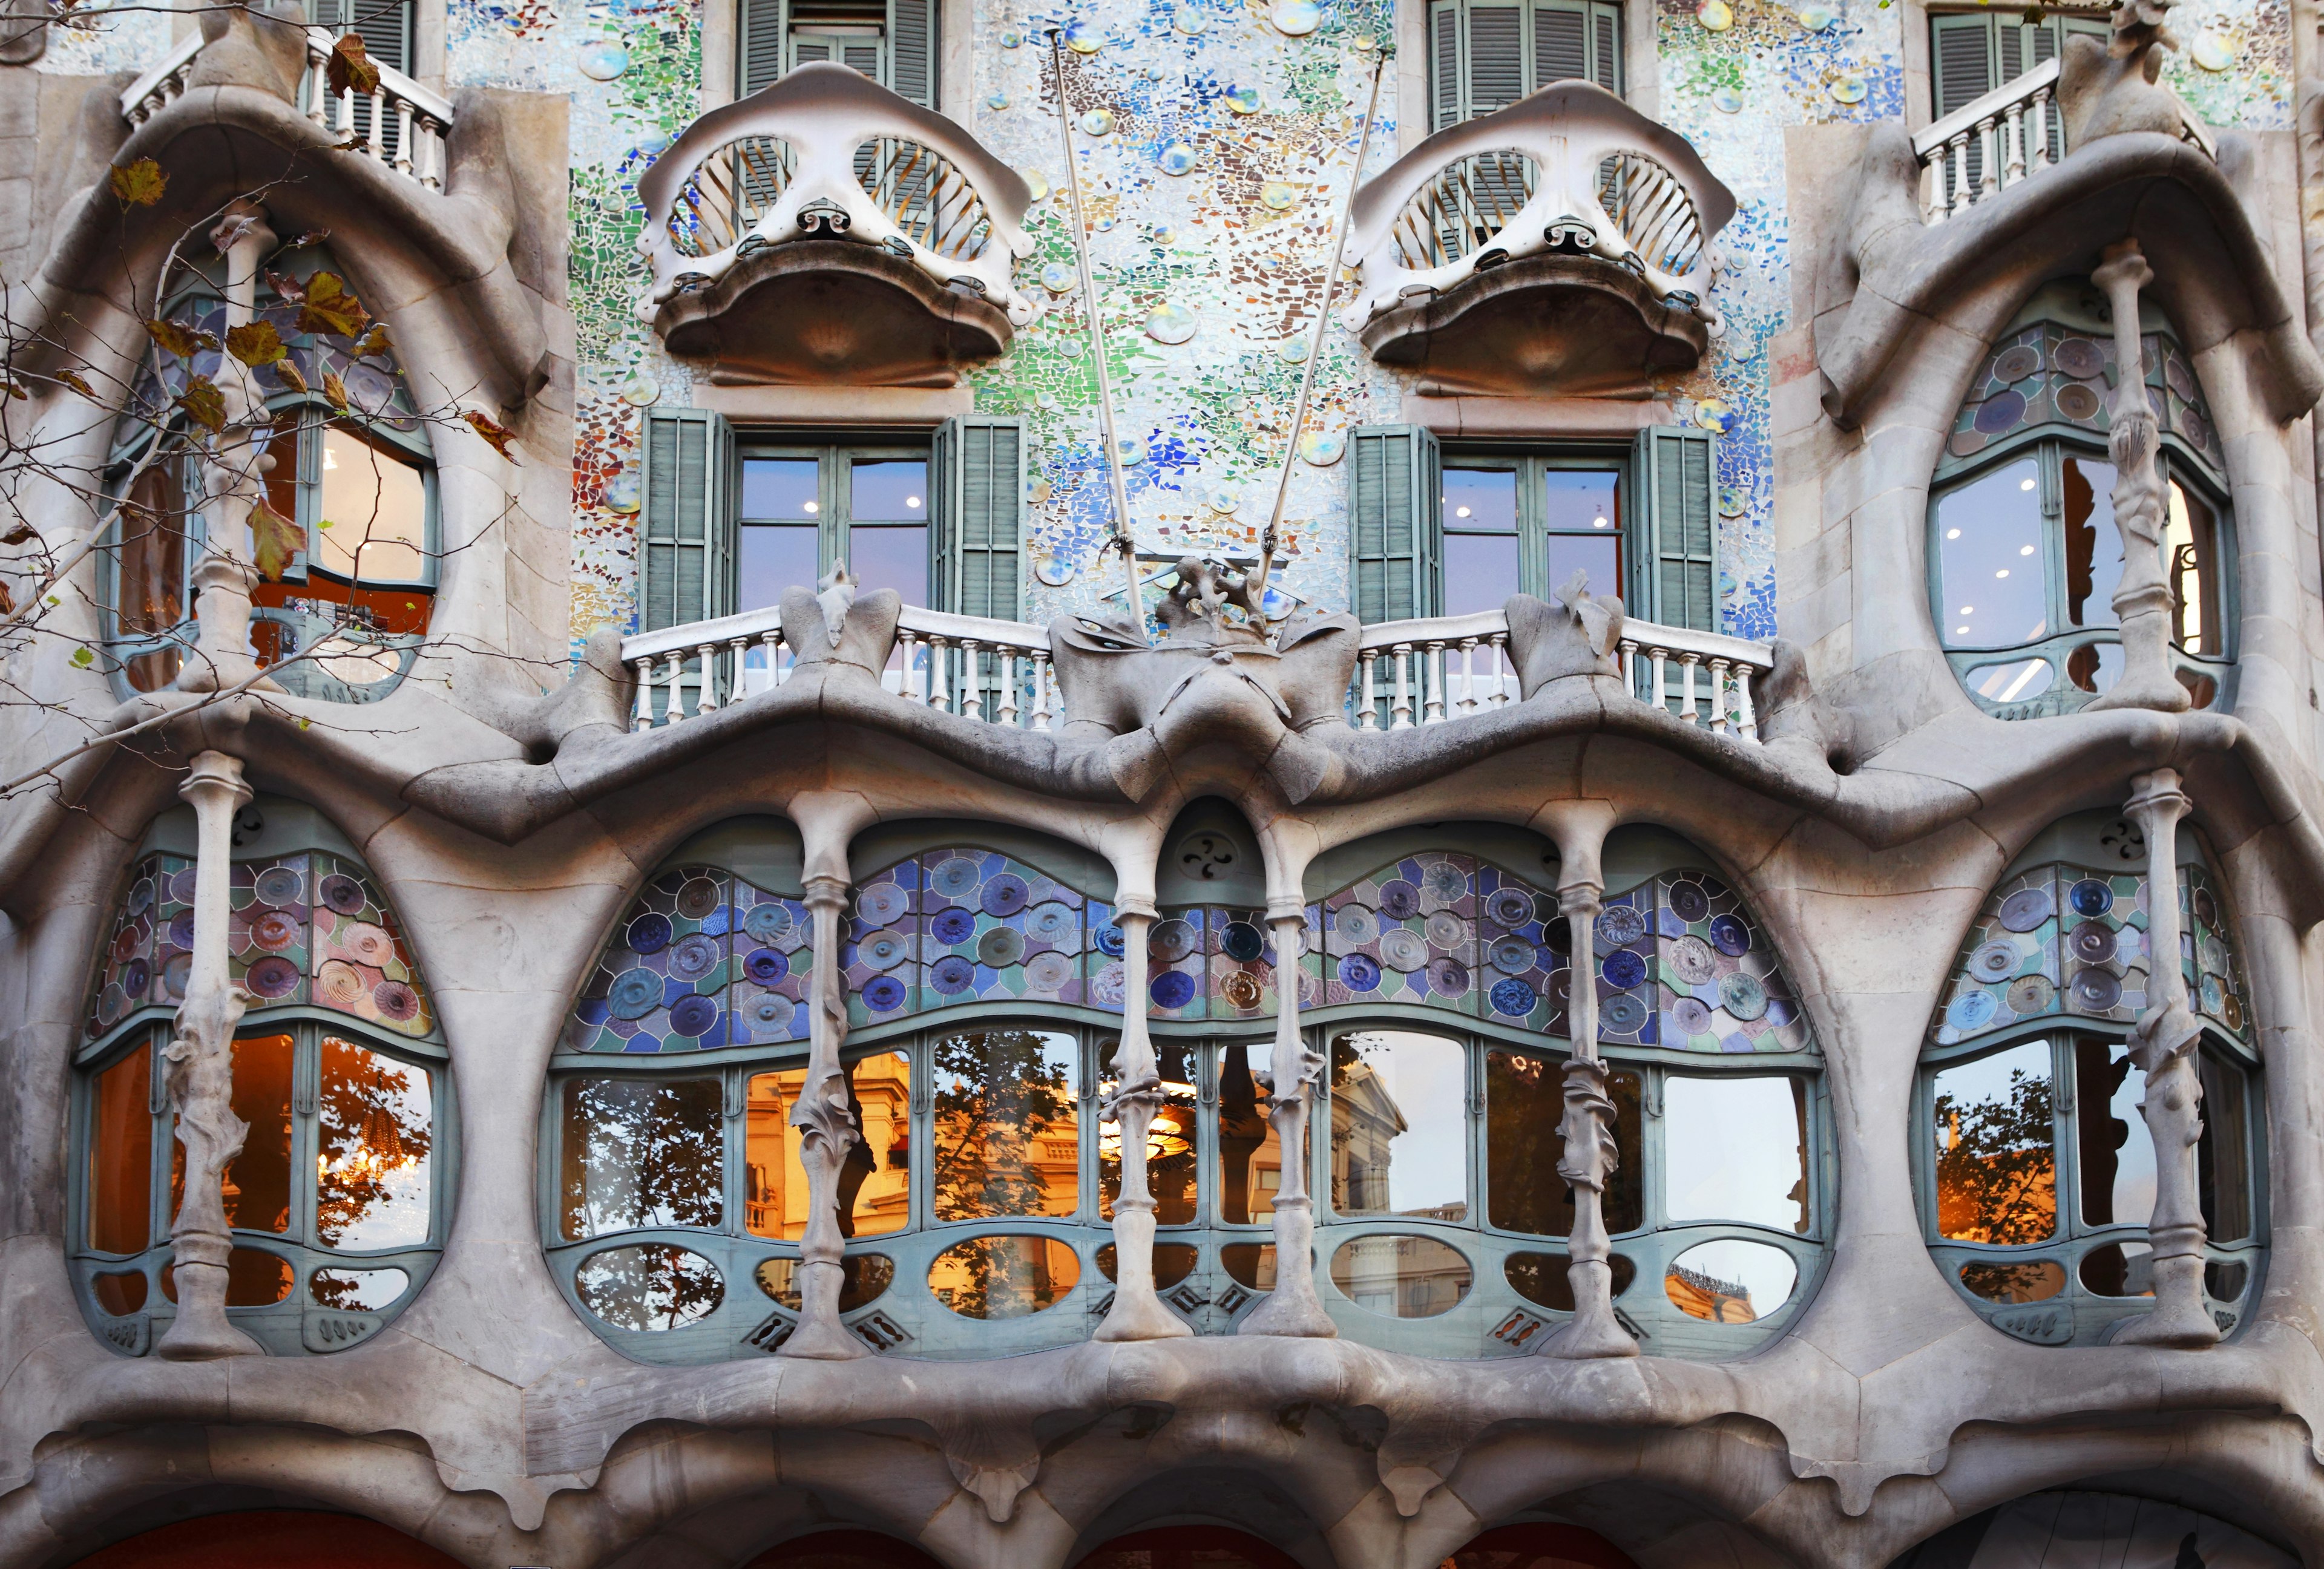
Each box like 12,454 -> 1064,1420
1349,425 -> 1442,625
741,0 -> 787,93
1931,13 -> 1997,119
639,408 -> 734,634
1533,1 -> 1586,85
310,0 -> 409,73
932,416 -> 1023,620
888,0 -> 934,106
1430,0 -> 1462,131
1435,0 -> 1624,128
1588,1 -> 1621,93
1465,0 -> 1525,117
1633,425 -> 1718,634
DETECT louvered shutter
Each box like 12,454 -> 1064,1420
1633,425 -> 1718,634
639,408 -> 735,634
1930,14 -> 1997,198
1465,0 -> 1525,117
1350,425 -> 1442,626
1589,2 -> 1621,92
932,417 -> 1022,620
741,0 -> 786,93
1430,0 -> 1462,131
1436,0 -> 1623,128
888,0 -> 934,105
310,0 -> 409,73
1534,2 -> 1587,84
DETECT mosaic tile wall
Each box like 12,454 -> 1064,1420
38,0 -> 2296,653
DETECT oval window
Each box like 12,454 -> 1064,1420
575,1243 -> 725,1331
1663,1239 -> 1797,1323
1220,1243 -> 1276,1291
1329,1234 -> 1472,1318
91,1270 -> 148,1316
160,1248 -> 294,1307
1958,1258 -> 2065,1305
928,1235 -> 1080,1318
2079,1240 -> 2155,1297
754,1254 -> 894,1313
1504,1251 -> 1635,1312
310,1266 -> 410,1311
1095,1242 -> 1198,1289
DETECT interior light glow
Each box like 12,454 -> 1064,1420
1947,528 -> 1961,539
804,500 -> 819,514
1960,606 -> 1974,615
1996,569 -> 2009,578
1592,516 -> 1609,528
2020,544 -> 2035,555
1956,626 -> 1971,635
1455,506 -> 1471,518
2020,477 -> 2036,491
907,496 -> 922,509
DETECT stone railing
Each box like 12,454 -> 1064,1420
1339,81 -> 1731,329
634,61 -> 1036,327
119,27 -> 454,192
1912,57 -> 2215,224
623,600 -> 1773,741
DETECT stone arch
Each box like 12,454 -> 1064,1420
67,1508 -> 463,1567
1062,1468 -> 1336,1569
1886,1488 -> 2297,1568
737,1527 -> 948,1567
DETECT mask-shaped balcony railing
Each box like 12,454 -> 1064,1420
634,61 -> 1036,379
1338,83 -> 1732,395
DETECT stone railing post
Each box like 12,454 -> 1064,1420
180,201 -> 280,695
1096,906 -> 1191,1341
2087,240 -> 2192,715
783,799 -> 870,1359
1241,903 -> 1336,1338
2115,768 -> 2219,1348
154,751 -> 262,1361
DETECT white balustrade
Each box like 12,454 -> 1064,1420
299,29 -> 453,191
119,32 -> 203,126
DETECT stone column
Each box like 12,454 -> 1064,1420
1097,906 -> 1190,1340
155,750 -> 262,1361
181,201 -> 280,695
783,805 -> 867,1360
1546,878 -> 1636,1359
2115,768 -> 2220,1348
2086,240 -> 2191,715
1241,905 -> 1336,1338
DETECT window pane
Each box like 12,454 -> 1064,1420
576,1243 -> 725,1330
1932,1041 -> 2056,1244
559,1076 -> 724,1240
2062,454 -> 2121,629
119,456 -> 189,636
1542,470 -> 1619,534
1485,1049 -> 1642,1236
850,458 -> 928,522
2165,480 -> 2224,655
1106,1038 -> 1199,1225
1329,1234 -> 1473,1318
1328,1030 -> 1468,1221
738,522 -> 819,609
1663,1075 -> 1808,1232
315,426 -> 427,583
2199,1053 -> 2253,1243
1444,533 -> 1520,619
928,1234 -> 1080,1318
1442,467 -> 1518,530
174,1033 -> 295,1234
1541,534 -> 1620,601
1935,458 -> 2048,649
932,1029 -> 1079,1220
1213,1043 -> 1278,1225
744,1052 -> 912,1240
2073,1039 -> 2152,1228
849,524 -> 927,606
741,457 -> 819,518
315,1037 -> 432,1250
88,1043 -> 153,1254
1664,1238 -> 1797,1322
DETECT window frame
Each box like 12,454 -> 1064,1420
1427,0 -> 1627,131
1438,444 -> 1633,613
734,434 -> 934,602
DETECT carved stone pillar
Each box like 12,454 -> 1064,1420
1544,880 -> 1636,1359
1097,906 -> 1190,1340
2115,768 -> 2219,1348
155,751 -> 262,1360
2086,240 -> 2191,716
782,867 -> 868,1360
181,201 -> 280,695
1240,909 -> 1336,1338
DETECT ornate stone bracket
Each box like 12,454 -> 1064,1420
1096,907 -> 1192,1343
1240,907 -> 1336,1338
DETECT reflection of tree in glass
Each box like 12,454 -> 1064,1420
1935,1067 -> 2056,1245
561,1078 -> 724,1239
932,1030 -> 1072,1222
315,1040 -> 432,1249
575,1243 -> 724,1332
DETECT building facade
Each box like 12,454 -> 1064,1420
2,0 -> 2323,1559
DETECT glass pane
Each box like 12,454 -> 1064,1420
1662,1075 -> 1808,1233
1443,467 -> 1518,530
1963,655 -> 2053,706
1543,468 -> 1620,534
2205,1259 -> 2249,1300
1328,1030 -> 1468,1221
159,1247 -> 295,1307
559,1076 -> 724,1240
744,1052 -> 912,1240
1664,1239 -> 1796,1322
850,458 -> 928,521
928,1234 -> 1080,1318
2065,638 -> 2122,695
315,425 -> 427,583
1220,1242 -> 1276,1291
2073,1040 -> 2152,1228
1935,458 -> 2048,649
1443,532 -> 1521,618
575,1242 -> 725,1329
754,1253 -> 894,1312
310,1266 -> 409,1310
1215,1043 -> 1281,1225
1328,1234 -> 1473,1318
2062,454 -> 2121,629
1932,1041 -> 2056,1245
741,457 -> 819,518
88,1043 -> 153,1254
932,1029 -> 1079,1220
1541,534 -> 1620,601
1958,1257 -> 2066,1304
176,1033 -> 295,1234
1485,1049 -> 1643,1236
2079,1239 -> 2153,1296
1096,1242 -> 1198,1288
738,522 -> 820,610
848,524 -> 927,606
2199,1053 -> 2253,1243
315,1038 -> 432,1250
91,1271 -> 148,1316
1105,1039 -> 1199,1225
1505,1251 -> 1636,1311
2165,480 -> 2224,655
118,456 -> 189,637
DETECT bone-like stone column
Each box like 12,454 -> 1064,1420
1097,905 -> 1190,1340
2086,240 -> 2192,715
783,800 -> 868,1360
2115,768 -> 2220,1348
155,750 -> 262,1360
180,201 -> 279,695
1545,883 -> 1636,1360
1241,905 -> 1336,1338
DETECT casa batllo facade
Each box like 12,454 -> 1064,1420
1,0 -> 2322,1559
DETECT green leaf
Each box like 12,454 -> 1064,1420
225,320 -> 287,367
70,645 -> 93,669
109,158 -> 166,207
296,272 -> 370,339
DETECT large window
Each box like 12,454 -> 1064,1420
1441,453 -> 1624,616
738,441 -> 930,609
1428,0 -> 1624,131
740,0 -> 935,103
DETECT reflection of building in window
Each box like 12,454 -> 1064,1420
1663,1264 -> 1754,1323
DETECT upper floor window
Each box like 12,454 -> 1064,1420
1931,290 -> 2232,717
738,440 -> 930,608
1930,7 -> 2109,119
740,0 -> 936,103
1428,0 -> 1624,132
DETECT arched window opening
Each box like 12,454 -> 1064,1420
1886,1489 -> 2296,1568
1922,810 -> 2262,1346
103,242 -> 437,704
1449,1521 -> 1640,1568
74,799 -> 445,1358
740,1529 -> 947,1568
68,1510 -> 462,1568
1071,1525 -> 1308,1569
1931,281 -> 2233,719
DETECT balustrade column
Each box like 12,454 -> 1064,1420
2003,102 -> 2026,186
1357,652 -> 1379,729
1457,638 -> 1478,715
1031,652 -> 1054,730
1390,644 -> 1414,729
1241,906 -> 1336,1338
632,660 -> 654,730
998,653 -> 1019,726
1422,641 -> 1446,724
1488,633 -> 1511,706
1679,653 -> 1701,723
1948,132 -> 1971,218
1977,116 -> 1999,198
1707,658 -> 1731,734
2114,768 -> 2220,1349
154,752 -> 263,1361
1097,908 -> 1191,1341
960,640 -> 983,721
2030,88 -> 2052,169
695,641 -> 720,713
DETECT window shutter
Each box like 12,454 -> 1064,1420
310,0 -> 410,74
888,0 -> 934,106
1633,425 -> 1718,634
1534,1 -> 1587,85
1931,14 -> 1997,119
1465,0 -> 1526,118
1588,1 -> 1621,93
1349,425 -> 1442,624
741,0 -> 787,93
932,416 -> 1023,620
639,408 -> 734,634
841,38 -> 884,78
1430,0 -> 1462,131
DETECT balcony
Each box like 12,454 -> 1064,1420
634,64 -> 1036,387
1338,83 -> 1732,398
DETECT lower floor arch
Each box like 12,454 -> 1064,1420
69,1510 -> 462,1567
1449,1524 -> 1641,1568
741,1529 -> 945,1567
1888,1490 -> 2297,1568
1071,1527 -> 1309,1569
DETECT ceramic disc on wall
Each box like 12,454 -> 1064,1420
981,874 -> 1031,917
1334,905 -> 1379,946
930,955 -> 976,994
1027,902 -> 1077,942
978,926 -> 1028,968
1718,971 -> 1768,1021
1338,953 -> 1382,992
1221,971 -> 1263,1010
252,911 -> 300,952
1150,970 -> 1198,1009
1486,888 -> 1535,929
677,877 -> 721,920
1997,888 -> 2053,932
2068,921 -> 2118,964
1602,994 -> 1647,1032
930,908 -> 977,946
319,874 -> 366,916
1425,911 -> 1465,951
748,994 -> 795,1032
1379,880 -> 1421,920
1672,996 -> 1713,1035
743,947 -> 789,986
858,883 -> 910,927
1488,935 -> 1535,974
2069,879 -> 2114,919
1669,935 -> 1717,986
860,930 -> 911,971
743,902 -> 792,945
1427,957 -> 1469,996
1970,939 -> 2021,983
374,980 -> 420,1021
1707,913 -> 1751,955
2071,968 -> 2122,1011
1597,905 -> 1647,946
254,866 -> 304,907
627,912 -> 672,955
1666,880 -> 1710,923
1024,951 -> 1074,992
862,975 -> 908,1012
1379,928 -> 1428,972
931,857 -> 982,898
1221,922 -> 1265,961
1151,919 -> 1198,963
670,934 -> 720,979
1423,862 -> 1469,904
1601,949 -> 1647,990
2053,338 -> 2105,379
608,968 -> 664,1020
2006,974 -> 2055,1014
246,955 -> 300,998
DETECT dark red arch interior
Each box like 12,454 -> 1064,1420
1451,1522 -> 1640,1569
1073,1525 -> 1310,1568
71,1510 -> 462,1567
744,1528 -> 947,1567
